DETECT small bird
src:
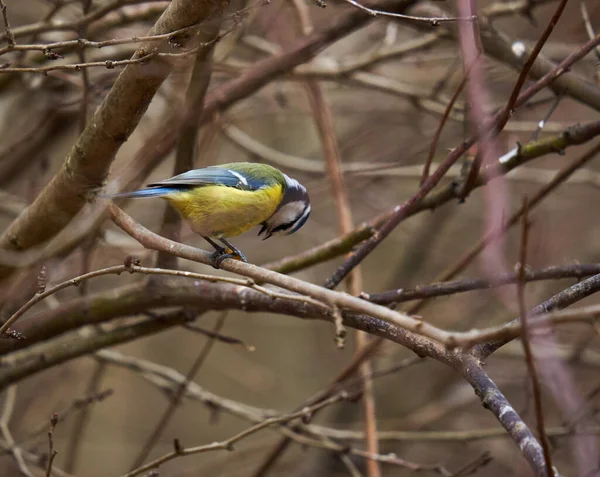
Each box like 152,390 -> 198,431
106,162 -> 311,266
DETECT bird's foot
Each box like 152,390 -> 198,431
209,249 -> 247,269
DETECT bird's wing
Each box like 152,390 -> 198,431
148,167 -> 259,191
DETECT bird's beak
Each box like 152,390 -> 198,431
258,224 -> 267,237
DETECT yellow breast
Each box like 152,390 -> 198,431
164,183 -> 283,238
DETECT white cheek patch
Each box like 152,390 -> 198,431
276,201 -> 306,224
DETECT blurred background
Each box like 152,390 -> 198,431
1,0 -> 600,476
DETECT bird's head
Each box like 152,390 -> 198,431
258,175 -> 310,240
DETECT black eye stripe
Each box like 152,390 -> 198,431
272,222 -> 295,233
271,203 -> 310,234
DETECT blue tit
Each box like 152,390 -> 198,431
106,162 -> 310,266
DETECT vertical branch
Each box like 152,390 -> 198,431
77,0 -> 93,133
46,413 -> 59,477
0,0 -> 14,48
155,17 -> 222,269
306,81 -> 380,477
0,386 -> 34,477
422,74 -> 467,185
455,0 -> 511,307
517,198 -> 553,477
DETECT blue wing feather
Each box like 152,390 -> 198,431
101,187 -> 180,199
148,167 -> 258,190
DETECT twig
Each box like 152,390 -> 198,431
14,389 -> 112,448
122,393 -> 350,477
0,0 -> 169,42
580,2 -> 600,62
77,0 -> 92,133
364,263 -> 600,304
93,210 -> 600,349
46,413 -> 59,477
517,198 -> 553,477
0,24 -> 199,56
182,323 -> 254,350
0,386 -> 34,477
422,73 -> 467,184
311,423 -> 600,442
0,0 -> 14,48
531,94 -> 561,141
496,0 -> 568,128
340,0 -> 475,25
0,52 -> 159,74
0,265 -> 130,336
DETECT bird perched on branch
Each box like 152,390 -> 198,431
105,162 -> 311,267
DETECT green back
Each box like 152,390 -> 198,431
222,162 -> 286,189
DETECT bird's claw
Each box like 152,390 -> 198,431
209,249 -> 247,269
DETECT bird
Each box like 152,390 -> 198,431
104,162 -> 311,267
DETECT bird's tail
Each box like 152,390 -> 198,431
98,187 -> 179,199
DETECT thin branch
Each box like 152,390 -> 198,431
0,24 -> 199,57
497,0 -> 568,122
339,0 -> 475,25
364,263 -> 600,305
580,2 -> 600,62
0,0 -> 14,48
517,198 -> 553,477
0,53 -> 157,74
312,424 -> 600,442
422,73 -> 467,184
0,386 -> 34,477
46,413 -> 59,477
122,393 -> 350,477
0,0 -> 169,42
